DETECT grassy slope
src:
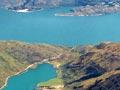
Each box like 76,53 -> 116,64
2,41 -> 120,90
0,41 -> 29,88
39,78 -> 64,86
0,41 -> 74,89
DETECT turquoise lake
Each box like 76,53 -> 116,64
1,7 -> 120,90
0,7 -> 120,46
4,63 -> 57,90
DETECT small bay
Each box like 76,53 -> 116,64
4,63 -> 57,90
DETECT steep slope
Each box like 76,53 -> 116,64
38,42 -> 120,90
62,42 -> 120,90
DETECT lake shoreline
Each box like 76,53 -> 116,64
0,64 -> 35,90
0,59 -> 57,90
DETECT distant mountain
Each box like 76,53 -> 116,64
1,0 -> 120,10
0,0 -> 76,10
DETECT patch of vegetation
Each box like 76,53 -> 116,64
39,78 -> 64,87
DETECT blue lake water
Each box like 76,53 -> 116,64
1,7 -> 120,90
0,7 -> 120,46
4,63 -> 57,90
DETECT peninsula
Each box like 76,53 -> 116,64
55,4 -> 120,16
